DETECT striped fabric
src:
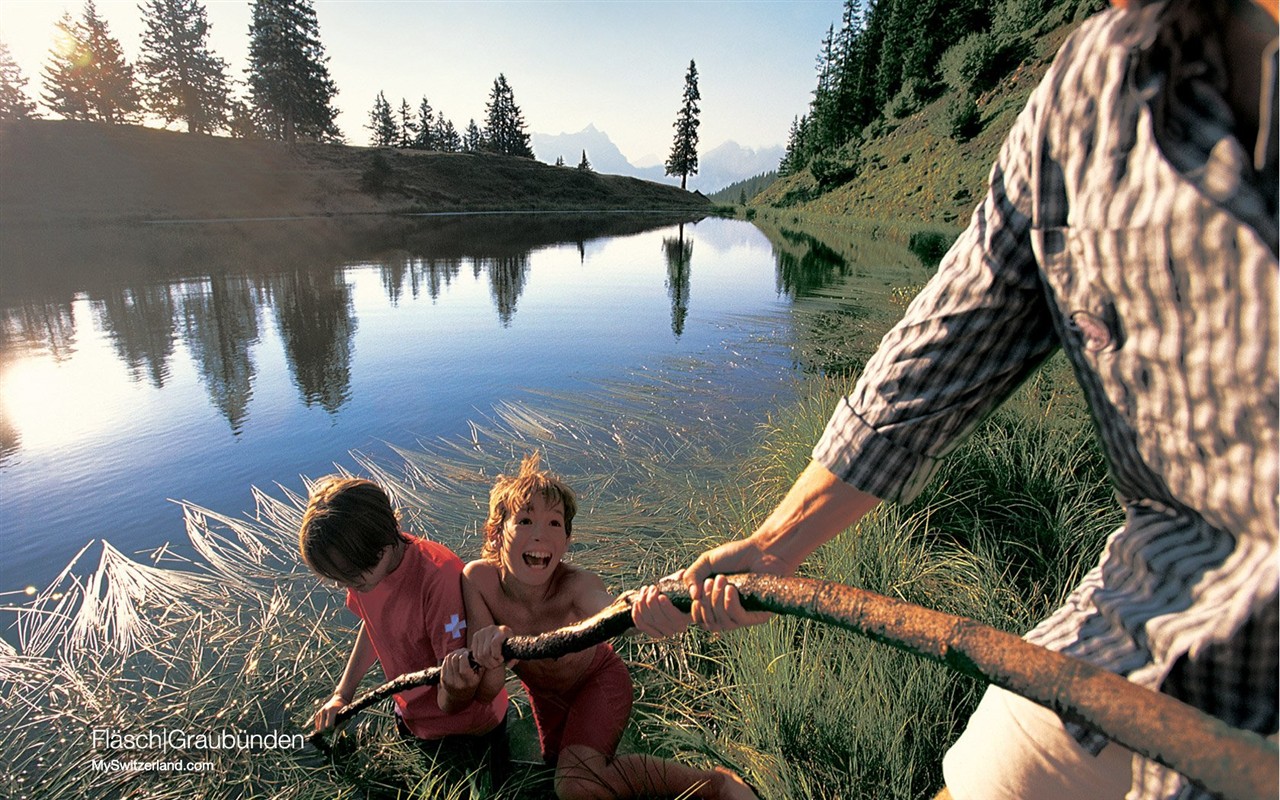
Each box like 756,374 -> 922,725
812,3 -> 1277,798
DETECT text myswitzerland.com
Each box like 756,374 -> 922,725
91,759 -> 216,774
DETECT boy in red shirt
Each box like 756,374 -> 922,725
300,476 -> 508,792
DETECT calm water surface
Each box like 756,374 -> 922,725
0,213 -> 852,597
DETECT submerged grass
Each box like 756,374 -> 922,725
2,224 -> 1119,799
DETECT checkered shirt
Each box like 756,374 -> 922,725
812,3 -> 1278,798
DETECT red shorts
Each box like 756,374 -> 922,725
522,643 -> 633,763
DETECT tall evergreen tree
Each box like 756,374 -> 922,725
41,1 -> 140,123
577,149 -> 591,171
138,0 -> 230,134
246,0 -> 340,143
665,59 -> 701,190
482,74 -> 533,157
412,96 -> 435,149
0,41 -> 37,119
396,98 -> 416,148
366,91 -> 395,146
463,118 -> 483,152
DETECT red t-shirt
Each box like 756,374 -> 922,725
346,534 -> 507,739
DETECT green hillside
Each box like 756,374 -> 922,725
0,119 -> 708,227
751,4 -> 1092,232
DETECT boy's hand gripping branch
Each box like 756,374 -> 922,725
306,574 -> 1277,800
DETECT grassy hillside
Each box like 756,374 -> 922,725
0,119 -> 708,227
752,17 -> 1081,230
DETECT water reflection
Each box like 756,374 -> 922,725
0,215 -> 863,440
1,213 -> 711,438
181,274 -> 262,434
775,228 -> 851,298
663,224 -> 693,337
94,284 -> 180,388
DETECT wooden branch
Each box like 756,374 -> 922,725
307,574 -> 1277,800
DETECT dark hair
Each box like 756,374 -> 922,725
298,476 -> 401,583
481,453 -> 577,562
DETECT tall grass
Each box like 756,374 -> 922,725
1,227 -> 1119,799
624,352 -> 1119,799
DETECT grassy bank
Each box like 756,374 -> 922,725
0,119 -> 708,227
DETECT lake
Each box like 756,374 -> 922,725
0,212 -> 857,603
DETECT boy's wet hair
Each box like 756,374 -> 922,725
299,476 -> 402,583
481,453 -> 577,562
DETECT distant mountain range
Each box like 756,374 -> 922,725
531,124 -> 784,194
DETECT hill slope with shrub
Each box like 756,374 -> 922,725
0,119 -> 708,227
753,5 -> 1091,229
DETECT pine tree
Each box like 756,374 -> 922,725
577,149 -> 591,171
41,1 -> 140,123
226,94 -> 257,138
435,115 -> 460,152
0,41 -> 37,119
482,74 -> 533,157
396,98 -> 416,148
665,59 -> 700,190
366,91 -> 396,146
412,96 -> 435,149
138,0 -> 230,134
246,0 -> 340,143
463,118 -> 483,152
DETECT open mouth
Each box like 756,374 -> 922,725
522,551 -> 552,569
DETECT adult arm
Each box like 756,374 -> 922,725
678,62 -> 1063,632
683,461 -> 881,631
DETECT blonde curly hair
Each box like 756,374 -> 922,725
481,453 -> 577,562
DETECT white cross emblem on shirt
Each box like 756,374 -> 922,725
445,614 -> 466,640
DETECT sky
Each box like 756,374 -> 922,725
0,0 -> 843,165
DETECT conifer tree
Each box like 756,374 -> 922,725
412,96 -> 435,149
665,59 -> 700,190
463,118 -> 483,152
577,149 -> 591,171
366,91 -> 396,146
41,1 -> 140,123
226,94 -> 257,138
435,115 -> 461,152
482,74 -> 533,157
396,98 -> 416,148
138,0 -> 230,134
0,41 -> 37,119
246,0 -> 340,143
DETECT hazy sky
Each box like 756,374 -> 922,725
0,0 -> 843,164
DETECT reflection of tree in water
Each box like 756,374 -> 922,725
380,256 -> 410,306
663,225 -> 693,337
92,284 -> 179,388
420,258 -> 463,301
271,270 -> 355,413
377,256 -> 464,303
181,274 -> 262,435
480,255 -> 530,327
1,299 -> 79,362
774,229 -> 850,299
